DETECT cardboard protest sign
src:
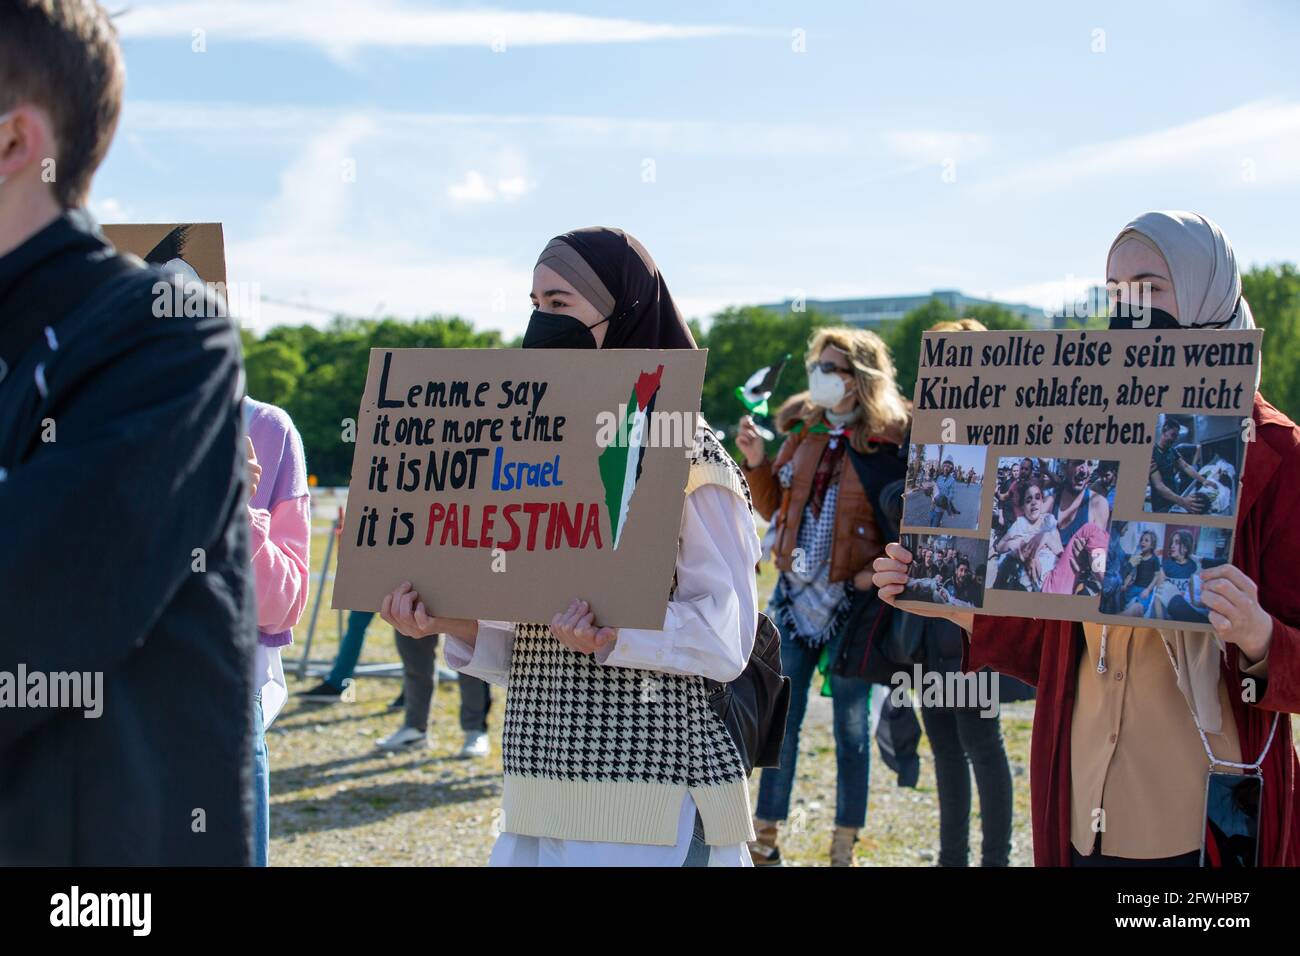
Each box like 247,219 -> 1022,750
102,223 -> 227,286
898,328 -> 1262,631
331,348 -> 709,629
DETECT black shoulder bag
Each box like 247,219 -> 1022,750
705,612 -> 791,775
833,438 -> 928,683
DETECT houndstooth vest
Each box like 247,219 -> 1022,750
498,425 -> 757,846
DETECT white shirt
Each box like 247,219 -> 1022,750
444,484 -> 761,866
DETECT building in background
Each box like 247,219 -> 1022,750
1047,285 -> 1111,329
758,289 -> 1050,330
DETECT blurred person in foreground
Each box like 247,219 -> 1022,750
0,1 -> 253,864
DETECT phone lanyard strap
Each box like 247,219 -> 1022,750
1159,634 -> 1279,774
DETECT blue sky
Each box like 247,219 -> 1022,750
93,0 -> 1300,336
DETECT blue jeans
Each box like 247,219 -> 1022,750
327,610 -> 375,689
928,507 -> 945,527
251,691 -> 269,866
680,811 -> 709,866
756,636 -> 872,828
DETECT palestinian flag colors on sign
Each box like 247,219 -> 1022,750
597,364 -> 666,549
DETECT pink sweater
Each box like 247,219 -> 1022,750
245,398 -> 311,647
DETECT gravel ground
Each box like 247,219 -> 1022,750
268,655 -> 1036,867
274,519 -> 1293,867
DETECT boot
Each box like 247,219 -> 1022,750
748,818 -> 782,866
830,825 -> 858,867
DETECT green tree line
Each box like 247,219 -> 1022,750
243,264 -> 1300,485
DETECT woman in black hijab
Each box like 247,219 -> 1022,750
521,227 -> 697,351
382,227 -> 762,867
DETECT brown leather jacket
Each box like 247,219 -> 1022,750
743,425 -> 901,584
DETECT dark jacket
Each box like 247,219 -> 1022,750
0,212 -> 255,865
966,395 -> 1300,866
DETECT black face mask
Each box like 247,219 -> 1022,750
1108,305 -> 1182,330
521,309 -> 610,349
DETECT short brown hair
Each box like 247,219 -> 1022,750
0,1 -> 124,208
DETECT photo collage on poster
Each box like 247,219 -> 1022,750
898,413 -> 1246,625
1099,412 -> 1243,626
900,442 -> 989,611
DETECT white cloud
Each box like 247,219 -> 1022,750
979,99 -> 1300,194
496,175 -> 529,198
882,129 -> 992,164
230,231 -> 526,335
110,100 -> 882,336
116,1 -> 755,62
119,100 -> 859,159
89,197 -> 131,222
448,171 -> 498,204
447,170 -> 532,204
261,113 -> 377,237
207,114 -> 529,333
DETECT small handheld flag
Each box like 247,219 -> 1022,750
735,354 -> 790,441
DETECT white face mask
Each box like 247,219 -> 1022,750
808,367 -> 848,408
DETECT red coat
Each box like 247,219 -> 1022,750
965,394 -> 1300,866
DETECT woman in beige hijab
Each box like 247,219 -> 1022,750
874,211 -> 1300,866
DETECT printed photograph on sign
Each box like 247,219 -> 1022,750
900,533 -> 986,609
1101,521 -> 1232,624
986,456 -> 1117,596
908,327 -> 1260,629
903,442 -> 985,530
1144,413 -> 1244,516
1100,521 -> 1167,616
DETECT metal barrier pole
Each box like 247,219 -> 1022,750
297,512 -> 337,679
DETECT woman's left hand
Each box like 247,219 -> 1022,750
853,568 -> 874,590
550,599 -> 618,655
1199,564 -> 1273,663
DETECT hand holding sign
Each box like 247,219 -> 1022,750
1198,564 -> 1272,662
379,581 -> 477,641
873,542 -> 975,634
549,599 -> 617,655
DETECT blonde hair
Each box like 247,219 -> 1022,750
788,326 -> 911,452
930,317 -> 987,333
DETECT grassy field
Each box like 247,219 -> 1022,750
266,514 -> 1292,866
